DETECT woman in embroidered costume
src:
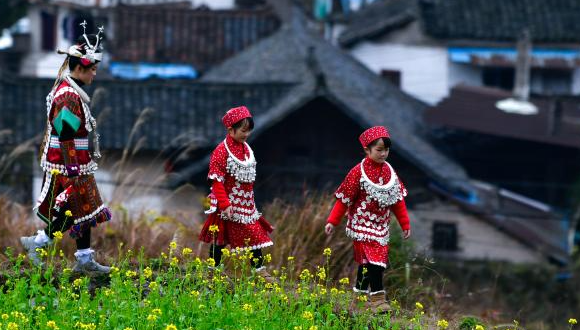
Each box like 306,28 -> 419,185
325,126 -> 411,313
199,106 -> 275,281
20,23 -> 112,274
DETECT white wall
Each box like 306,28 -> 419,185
448,62 -> 482,90
350,42 -> 449,104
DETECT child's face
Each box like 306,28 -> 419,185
227,120 -> 252,143
364,138 -> 389,163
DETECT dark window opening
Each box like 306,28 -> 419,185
381,69 -> 401,88
432,221 -> 458,251
482,67 -> 515,91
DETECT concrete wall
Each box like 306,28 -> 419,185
408,201 -> 544,263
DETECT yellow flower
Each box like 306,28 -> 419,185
475,325 -> 484,330
437,319 -> 449,329
309,326 -> 318,330
64,210 -> 72,217
302,311 -> 314,321
182,247 -> 193,256
330,288 -> 339,295
50,169 -> 61,175
152,308 -> 162,315
299,269 -> 312,281
149,282 -> 159,290
73,278 -> 83,288
264,253 -> 272,263
316,267 -> 326,281
208,224 -> 219,233
242,304 -> 253,312
206,257 -> 216,267
221,248 -> 230,258
146,314 -> 158,322
357,295 -> 367,302
415,302 -> 424,310
36,248 -> 48,258
339,277 -> 350,285
287,256 -> 295,262
165,325 -> 177,330
59,250 -> 64,258
1,314 -> 8,320
123,328 -> 134,330
169,241 -> 177,251
47,320 -> 59,330
125,270 -> 137,278
7,322 -> 18,330
190,290 -> 200,297
323,247 -> 332,257
143,267 -> 153,279
53,231 -> 63,240
170,257 -> 179,267
569,319 -> 578,325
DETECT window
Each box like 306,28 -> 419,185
482,67 -> 515,91
41,11 -> 56,51
432,222 -> 458,251
381,69 -> 401,88
531,69 -> 572,95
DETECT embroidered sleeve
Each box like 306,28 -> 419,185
52,91 -> 84,138
208,143 -> 227,182
334,165 -> 361,206
211,180 -> 231,209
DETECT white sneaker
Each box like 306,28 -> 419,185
20,236 -> 46,266
72,252 -> 110,275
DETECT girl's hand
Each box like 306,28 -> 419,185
325,223 -> 335,235
223,206 -> 233,219
403,229 -> 411,240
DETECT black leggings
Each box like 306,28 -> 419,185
44,210 -> 91,250
209,244 -> 264,268
355,264 -> 384,293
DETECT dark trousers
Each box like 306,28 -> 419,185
209,244 -> 264,268
44,209 -> 91,250
355,264 -> 384,292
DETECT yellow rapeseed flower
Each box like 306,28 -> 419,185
190,290 -> 200,297
125,270 -> 137,278
7,322 -> 18,330
1,314 -> 8,320
316,267 -> 326,281
437,319 -> 449,329
475,325 -> 484,330
64,210 -> 72,217
309,326 -> 318,330
302,311 -> 314,321
221,248 -> 230,258
208,224 -> 219,233
143,267 -> 153,279
165,325 -> 177,330
36,248 -> 48,258
169,241 -> 177,251
357,295 -> 367,302
339,277 -> 350,285
149,282 -> 159,290
53,231 -> 63,240
570,319 -> 578,325
242,304 -> 253,312
287,256 -> 295,262
73,278 -> 83,288
146,314 -> 157,322
47,320 -> 59,330
264,253 -> 272,263
182,247 -> 193,256
323,247 -> 332,257
152,308 -> 162,315
123,328 -> 134,330
415,302 -> 424,310
50,169 -> 61,175
170,257 -> 179,267
206,257 -> 216,267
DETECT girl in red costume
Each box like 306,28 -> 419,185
199,106 -> 274,281
325,126 -> 411,313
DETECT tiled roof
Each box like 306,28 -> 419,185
425,84 -> 580,149
0,75 -> 292,150
111,6 -> 280,72
339,0 -> 580,45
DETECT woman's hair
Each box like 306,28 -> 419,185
68,34 -> 102,71
232,117 -> 255,131
367,137 -> 391,149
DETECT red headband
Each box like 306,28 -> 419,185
359,126 -> 390,148
222,106 -> 252,128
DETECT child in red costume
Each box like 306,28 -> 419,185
325,126 -> 411,313
199,106 -> 274,281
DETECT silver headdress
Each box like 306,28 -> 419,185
57,21 -> 104,63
